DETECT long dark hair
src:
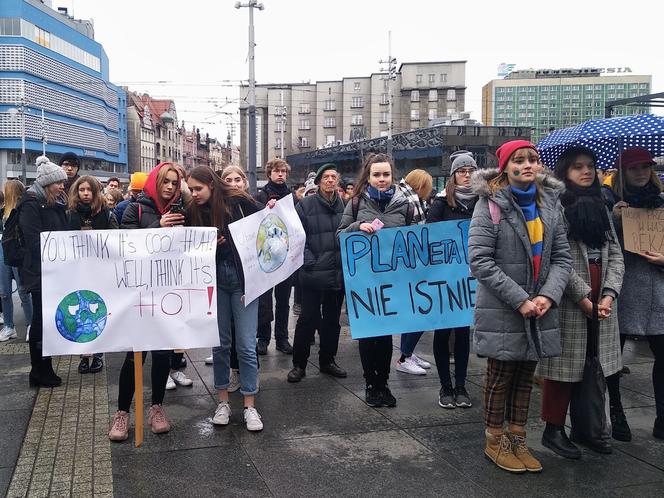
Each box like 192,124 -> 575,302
352,153 -> 395,198
68,175 -> 105,215
186,166 -> 253,230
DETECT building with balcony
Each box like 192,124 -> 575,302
0,0 -> 128,181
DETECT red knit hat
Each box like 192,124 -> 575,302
616,147 -> 656,168
496,140 -> 538,172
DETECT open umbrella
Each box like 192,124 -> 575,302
537,114 -> 664,169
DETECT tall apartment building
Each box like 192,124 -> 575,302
482,68 -> 652,143
126,91 -> 181,173
0,0 -> 128,181
239,61 -> 466,170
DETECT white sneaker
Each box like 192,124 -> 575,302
204,355 -> 213,365
244,407 -> 263,431
212,401 -> 231,425
171,371 -> 193,387
25,324 -> 30,342
0,326 -> 17,342
411,354 -> 432,369
395,357 -> 427,375
228,369 -> 240,393
165,375 -> 176,390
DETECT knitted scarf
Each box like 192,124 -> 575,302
266,180 -> 291,199
511,184 -> 543,281
398,179 -> 426,224
454,185 -> 477,211
560,181 -> 611,249
367,185 -> 395,212
623,182 -> 664,209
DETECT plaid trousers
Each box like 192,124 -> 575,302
483,358 -> 537,428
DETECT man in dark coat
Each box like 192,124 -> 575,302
287,163 -> 347,382
59,151 -> 80,194
254,158 -> 296,355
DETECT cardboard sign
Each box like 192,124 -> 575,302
339,220 -> 476,339
622,207 -> 664,254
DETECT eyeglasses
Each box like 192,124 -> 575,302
62,162 -> 77,168
455,168 -> 476,176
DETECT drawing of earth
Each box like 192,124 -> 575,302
55,290 -> 108,343
256,213 -> 289,273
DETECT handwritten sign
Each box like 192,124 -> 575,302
622,207 -> 664,254
339,221 -> 476,339
228,195 -> 305,305
41,227 -> 219,356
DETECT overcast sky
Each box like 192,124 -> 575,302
63,0 -> 662,144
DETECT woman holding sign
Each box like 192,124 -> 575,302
604,147 -> 664,441
338,152 -> 414,408
109,162 -> 186,441
469,140 -> 572,473
537,146 -> 625,458
187,166 -> 265,431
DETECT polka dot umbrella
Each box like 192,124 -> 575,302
537,114 -> 664,169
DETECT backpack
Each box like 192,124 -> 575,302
2,205 -> 26,267
351,195 -> 415,226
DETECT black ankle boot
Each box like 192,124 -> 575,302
29,366 -> 62,388
610,403 -> 632,442
542,423 -> 581,459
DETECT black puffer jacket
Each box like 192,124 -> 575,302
296,191 -> 345,290
120,193 -> 165,229
18,186 -> 68,292
68,205 -> 118,230
427,193 -> 475,223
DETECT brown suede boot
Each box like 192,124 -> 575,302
509,430 -> 542,473
484,430 -> 526,473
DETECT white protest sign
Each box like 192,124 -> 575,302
228,195 -> 305,305
41,227 -> 219,356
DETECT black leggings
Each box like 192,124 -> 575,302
358,336 -> 392,388
433,327 -> 470,387
117,350 -> 170,412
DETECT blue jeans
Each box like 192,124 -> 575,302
0,245 -> 33,329
212,260 -> 259,395
400,331 -> 424,357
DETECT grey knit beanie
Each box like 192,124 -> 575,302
35,155 -> 68,187
450,153 -> 477,176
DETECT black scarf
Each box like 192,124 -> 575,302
561,181 -> 611,249
623,182 -> 664,209
266,180 -> 291,199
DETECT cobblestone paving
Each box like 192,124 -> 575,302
6,356 -> 113,498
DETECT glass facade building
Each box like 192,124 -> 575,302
482,69 -> 652,143
0,0 -> 127,181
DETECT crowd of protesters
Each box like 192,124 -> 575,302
1,142 -> 663,474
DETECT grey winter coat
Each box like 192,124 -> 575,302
537,211 -> 624,382
337,187 -> 412,233
469,169 -> 573,361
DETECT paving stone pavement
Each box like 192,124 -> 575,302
1,305 -> 664,497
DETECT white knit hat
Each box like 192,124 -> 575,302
35,155 -> 68,187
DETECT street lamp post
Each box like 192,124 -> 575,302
19,95 -> 29,184
235,0 -> 264,196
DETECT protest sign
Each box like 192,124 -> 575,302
622,207 -> 664,254
339,220 -> 476,339
228,195 -> 305,305
41,227 -> 219,356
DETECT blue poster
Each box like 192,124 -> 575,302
340,221 -> 476,339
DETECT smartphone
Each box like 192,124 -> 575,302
170,204 -> 184,215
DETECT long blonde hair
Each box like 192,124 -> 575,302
404,169 -> 432,200
3,180 -> 25,221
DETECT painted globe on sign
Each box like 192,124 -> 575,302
55,290 -> 108,343
256,213 -> 289,273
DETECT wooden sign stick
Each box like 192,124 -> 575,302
134,351 -> 144,447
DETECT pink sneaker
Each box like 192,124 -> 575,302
148,404 -> 171,434
109,411 -> 129,441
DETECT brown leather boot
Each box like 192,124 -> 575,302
509,430 -> 542,473
484,430 -> 526,473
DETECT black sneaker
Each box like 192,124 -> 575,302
276,340 -> 293,355
90,356 -> 104,374
610,403 -> 632,442
365,386 -> 382,407
257,339 -> 268,356
379,386 -> 397,407
454,385 -> 472,408
438,385 -> 455,409
78,357 -> 90,374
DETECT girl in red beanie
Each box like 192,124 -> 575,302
469,141 -> 572,473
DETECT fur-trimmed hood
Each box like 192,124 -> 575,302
470,167 -> 565,198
